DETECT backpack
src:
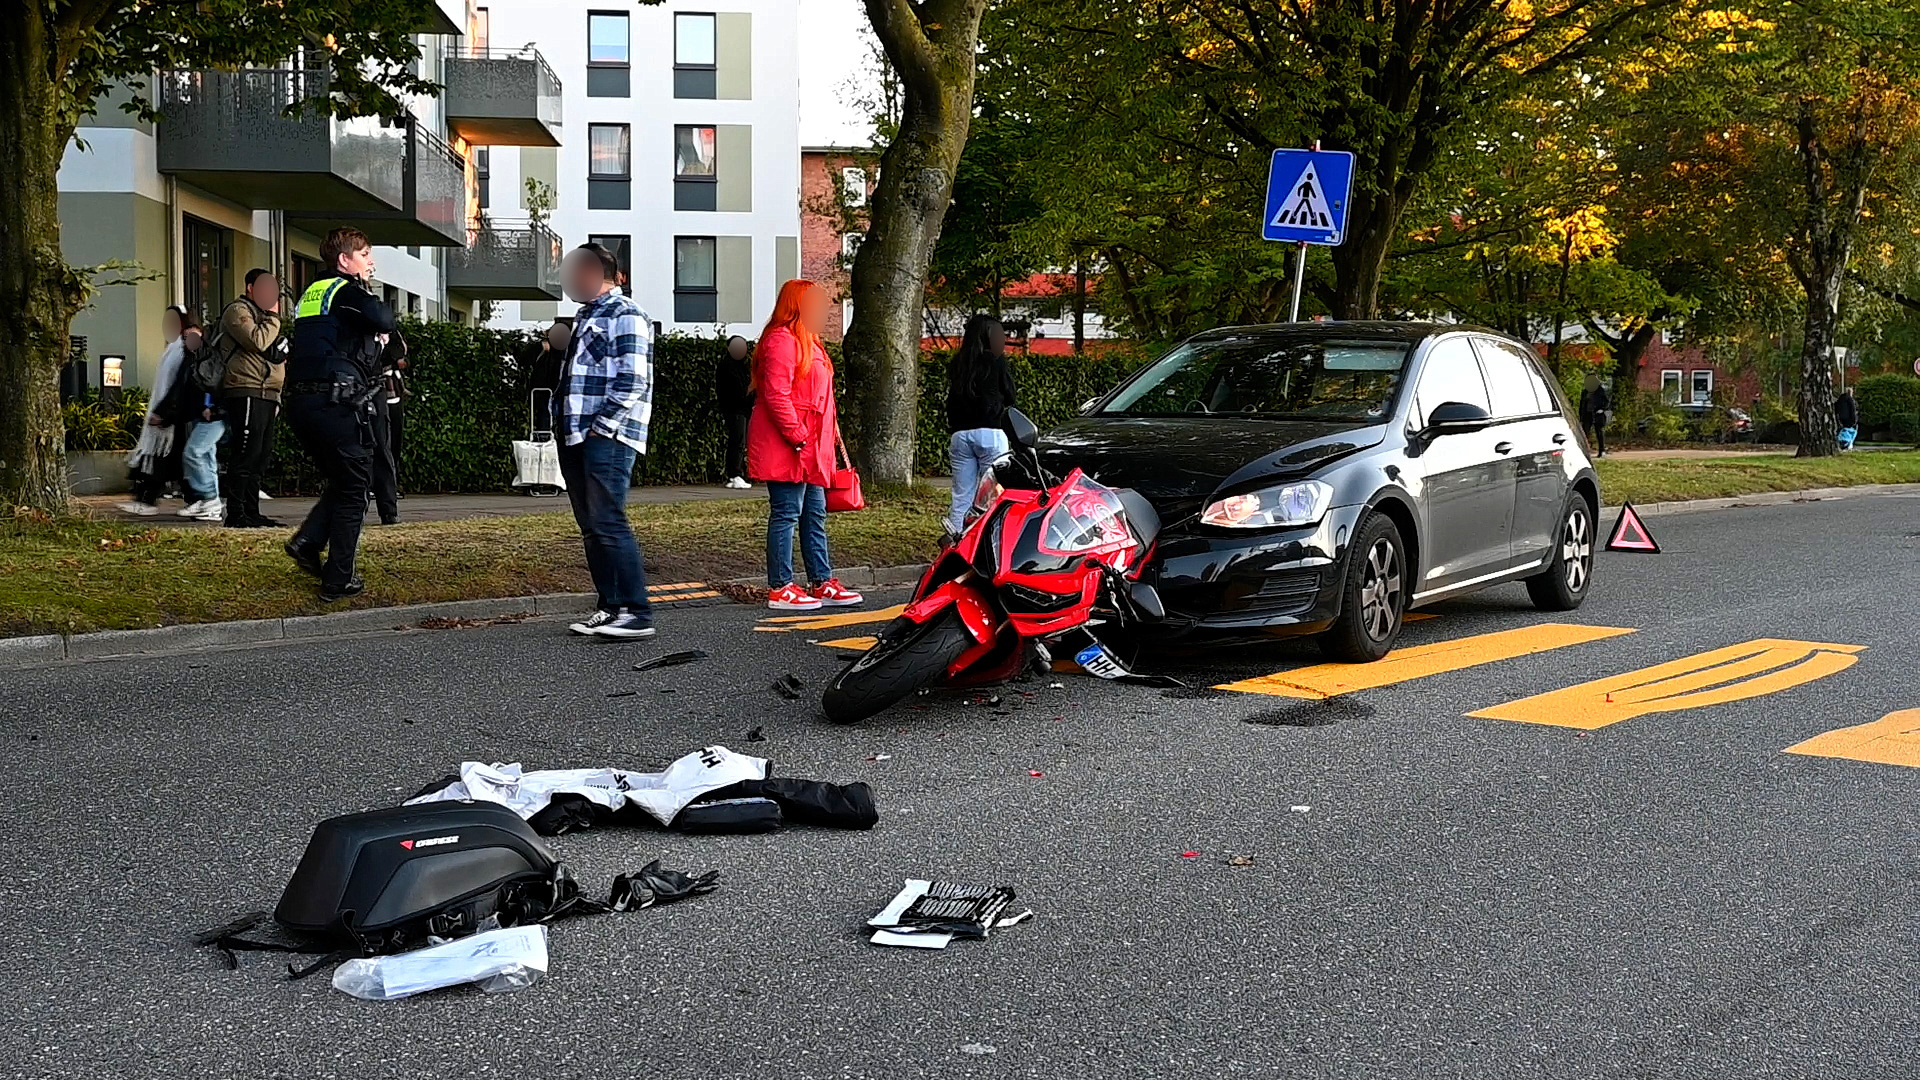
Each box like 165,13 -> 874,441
187,323 -> 235,393
196,802 -> 632,978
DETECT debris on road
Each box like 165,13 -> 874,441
1228,855 -> 1255,867
413,613 -> 533,631
867,753 -> 892,762
868,880 -> 1020,950
745,726 -> 766,742
772,673 -> 806,700
1181,851 -> 1200,859
633,649 -> 709,672
960,1043 -> 997,1056
332,924 -> 549,1000
1028,770 -> 1045,778
1290,805 -> 1311,813
605,690 -> 638,699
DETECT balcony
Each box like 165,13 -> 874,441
155,68 -> 404,211
447,221 -> 563,300
444,47 -> 563,147
287,119 -> 469,247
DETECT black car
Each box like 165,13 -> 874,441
1036,322 -> 1600,661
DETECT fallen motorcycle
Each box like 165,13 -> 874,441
821,409 -> 1165,723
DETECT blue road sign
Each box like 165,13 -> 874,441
1262,148 -> 1354,245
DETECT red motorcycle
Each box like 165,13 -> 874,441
822,410 -> 1166,723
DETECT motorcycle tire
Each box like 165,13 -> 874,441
821,610 -> 974,724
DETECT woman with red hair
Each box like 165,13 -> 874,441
746,279 -> 865,611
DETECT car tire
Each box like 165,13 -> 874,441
1320,512 -> 1407,663
1524,492 -> 1596,611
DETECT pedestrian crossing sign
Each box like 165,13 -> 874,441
1262,148 -> 1353,245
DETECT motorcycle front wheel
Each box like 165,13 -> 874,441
821,610 -> 973,724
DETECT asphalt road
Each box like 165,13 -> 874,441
3,492 -> 1916,1080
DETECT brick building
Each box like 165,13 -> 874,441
800,145 -> 877,341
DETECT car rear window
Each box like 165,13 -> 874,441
1100,336 -> 1410,422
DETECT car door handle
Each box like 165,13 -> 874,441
1494,441 -> 1513,455
1552,433 -> 1568,445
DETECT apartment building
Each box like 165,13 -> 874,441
474,0 -> 802,336
799,145 -> 877,342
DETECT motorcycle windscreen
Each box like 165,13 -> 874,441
1008,471 -> 1141,575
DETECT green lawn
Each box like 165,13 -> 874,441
1593,450 -> 1920,504
5,452 -> 1916,637
0,486 -> 949,636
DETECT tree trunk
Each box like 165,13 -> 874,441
1072,258 -> 1086,354
0,6 -> 85,513
1796,278 -> 1842,458
842,0 -> 988,485
1789,103 -> 1868,460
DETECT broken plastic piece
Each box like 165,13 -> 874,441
867,753 -> 893,762
995,909 -> 1034,928
1028,770 -> 1045,778
634,649 -> 709,672
772,674 -> 806,700
1228,855 -> 1255,867
1181,851 -> 1200,859
1290,805 -> 1311,813
745,726 -> 766,743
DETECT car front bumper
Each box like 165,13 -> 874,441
1144,503 -> 1369,634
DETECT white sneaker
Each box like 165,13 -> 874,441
118,501 -> 158,516
258,490 -> 275,501
728,476 -> 751,489
570,610 -> 617,636
177,500 -> 208,518
196,499 -> 225,521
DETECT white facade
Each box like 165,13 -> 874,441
478,0 -> 801,337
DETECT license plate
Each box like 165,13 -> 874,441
1074,643 -> 1130,679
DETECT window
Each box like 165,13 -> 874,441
589,234 -> 632,286
1690,369 -> 1713,404
675,13 -> 717,66
588,124 -> 630,178
841,232 -> 864,259
181,216 -> 232,328
674,236 -> 718,323
1472,337 -> 1548,419
1102,334 -> 1410,422
1660,369 -> 1682,403
674,126 -> 716,177
1411,336 -> 1491,426
841,167 -> 868,208
475,146 -> 490,209
588,12 -> 629,64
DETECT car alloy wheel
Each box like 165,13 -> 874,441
1562,504 -> 1592,594
1359,536 -> 1402,641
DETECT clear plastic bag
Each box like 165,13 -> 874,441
332,924 -> 549,1001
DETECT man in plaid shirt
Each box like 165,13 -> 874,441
557,243 -> 656,639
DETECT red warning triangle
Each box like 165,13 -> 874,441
1606,503 -> 1661,554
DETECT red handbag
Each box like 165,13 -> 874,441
826,431 -> 865,512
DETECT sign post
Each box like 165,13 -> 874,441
1262,142 -> 1354,321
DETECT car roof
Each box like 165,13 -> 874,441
1187,321 -> 1502,346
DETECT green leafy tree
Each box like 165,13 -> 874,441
1,1 -> 444,512
926,108 -> 1048,320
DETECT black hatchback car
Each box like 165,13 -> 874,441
1037,322 -> 1600,661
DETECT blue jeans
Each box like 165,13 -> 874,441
948,428 -> 1009,533
182,419 -> 226,503
558,436 -> 652,616
766,481 -> 831,588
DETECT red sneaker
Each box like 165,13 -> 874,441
767,583 -> 823,611
809,578 -> 864,607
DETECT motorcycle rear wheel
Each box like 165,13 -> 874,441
821,610 -> 974,724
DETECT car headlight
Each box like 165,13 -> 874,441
1200,480 -> 1334,529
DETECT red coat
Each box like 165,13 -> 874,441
746,327 -> 838,486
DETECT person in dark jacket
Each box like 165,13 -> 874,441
219,268 -> 289,528
1835,387 -> 1860,449
525,319 -> 571,434
718,334 -> 754,488
1579,372 -> 1611,457
944,314 -> 1017,534
281,227 -> 397,600
369,329 -> 408,524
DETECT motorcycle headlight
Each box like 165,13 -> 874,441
1200,480 -> 1334,529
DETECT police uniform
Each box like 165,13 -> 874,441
283,274 -> 396,595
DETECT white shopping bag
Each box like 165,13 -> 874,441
511,439 -> 565,490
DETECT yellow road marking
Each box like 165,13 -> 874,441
651,582 -> 707,591
651,589 -> 719,601
1471,638 -> 1866,729
1784,708 -> 1920,769
755,604 -> 906,632
817,635 -> 879,651
1216,623 -> 1635,700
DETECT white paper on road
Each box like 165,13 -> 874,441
870,928 -> 955,949
404,746 -> 769,826
332,924 -> 549,1000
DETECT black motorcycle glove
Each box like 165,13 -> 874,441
610,859 -> 720,910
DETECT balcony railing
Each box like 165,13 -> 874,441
444,46 -> 563,147
287,117 -> 469,247
446,221 -> 564,300
155,68 -> 404,211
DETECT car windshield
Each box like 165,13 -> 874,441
1099,335 -> 1409,422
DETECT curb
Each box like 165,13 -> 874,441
1618,481 -> 1920,517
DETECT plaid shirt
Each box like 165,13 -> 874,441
558,288 -> 653,453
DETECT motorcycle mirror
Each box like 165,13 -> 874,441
1005,408 -> 1041,450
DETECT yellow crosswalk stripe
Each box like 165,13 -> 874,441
1784,708 -> 1920,769
756,604 -> 906,632
1217,623 -> 1635,700
1471,638 -> 1866,729
817,635 -> 879,651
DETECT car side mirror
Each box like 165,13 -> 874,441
1005,407 -> 1041,450
1424,401 -> 1493,436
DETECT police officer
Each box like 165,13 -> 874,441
281,227 -> 396,600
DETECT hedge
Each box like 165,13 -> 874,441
1855,373 -> 1920,436
266,320 -> 1155,494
